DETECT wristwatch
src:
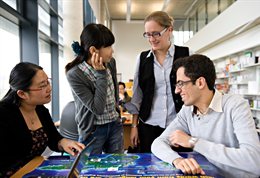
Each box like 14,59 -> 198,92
189,137 -> 198,148
131,124 -> 138,128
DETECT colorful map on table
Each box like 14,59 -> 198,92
24,152 -> 223,178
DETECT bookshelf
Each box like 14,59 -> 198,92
214,46 -> 260,127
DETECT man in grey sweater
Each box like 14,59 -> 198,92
151,54 -> 260,178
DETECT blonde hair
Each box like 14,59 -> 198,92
144,11 -> 174,28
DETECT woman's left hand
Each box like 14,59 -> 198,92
91,52 -> 105,70
58,138 -> 85,156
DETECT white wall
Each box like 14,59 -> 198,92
112,20 -> 150,82
60,0 -> 84,115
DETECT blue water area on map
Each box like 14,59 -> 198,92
24,152 -> 223,178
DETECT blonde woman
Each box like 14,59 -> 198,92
130,11 -> 190,152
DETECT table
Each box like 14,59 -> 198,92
10,156 -> 44,178
18,152 -> 223,178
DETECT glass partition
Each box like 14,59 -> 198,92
0,16 -> 19,98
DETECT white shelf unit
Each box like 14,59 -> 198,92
185,1 -> 260,127
214,46 -> 260,128
214,46 -> 260,95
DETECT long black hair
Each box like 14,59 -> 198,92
65,23 -> 115,72
1,62 -> 43,106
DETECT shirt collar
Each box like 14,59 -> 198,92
78,61 -> 97,77
209,89 -> 223,112
147,43 -> 175,58
192,89 -> 223,115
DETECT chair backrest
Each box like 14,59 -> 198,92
59,101 -> 79,141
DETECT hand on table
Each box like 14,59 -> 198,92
173,158 -> 205,175
58,138 -> 85,156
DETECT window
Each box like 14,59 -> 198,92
45,0 -> 50,4
189,15 -> 196,35
1,0 -> 63,119
58,24 -> 64,45
58,0 -> 63,17
173,30 -> 184,46
208,0 -> 219,22
197,3 -> 206,31
220,0 -> 235,13
39,39 -> 52,111
0,16 -> 19,98
175,0 -> 235,44
38,5 -> 50,36
59,48 -> 73,116
2,0 -> 17,10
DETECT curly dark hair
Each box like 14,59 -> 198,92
173,54 -> 216,90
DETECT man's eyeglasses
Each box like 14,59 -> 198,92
175,80 -> 193,89
28,78 -> 52,91
143,28 -> 168,38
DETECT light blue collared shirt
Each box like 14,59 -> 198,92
131,44 -> 177,128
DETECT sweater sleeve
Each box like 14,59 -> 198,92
66,66 -> 108,115
129,54 -> 143,114
193,97 -> 260,175
151,108 -> 190,164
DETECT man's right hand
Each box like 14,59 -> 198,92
173,157 -> 205,175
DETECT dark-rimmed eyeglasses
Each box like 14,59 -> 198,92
143,28 -> 168,38
28,78 -> 52,91
175,80 -> 192,89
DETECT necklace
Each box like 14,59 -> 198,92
25,114 -> 37,126
20,108 -> 37,126
29,117 -> 35,125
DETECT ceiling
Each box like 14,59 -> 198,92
102,0 -> 204,29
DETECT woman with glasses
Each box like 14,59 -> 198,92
0,62 -> 85,177
129,11 -> 191,153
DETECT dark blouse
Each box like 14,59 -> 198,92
0,102 -> 63,177
30,127 -> 48,156
5,128 -> 48,177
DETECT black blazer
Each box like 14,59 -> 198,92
138,45 -> 189,121
0,102 -> 62,176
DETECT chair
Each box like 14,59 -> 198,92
59,101 -> 79,141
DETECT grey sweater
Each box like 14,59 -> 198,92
66,58 -> 119,143
151,91 -> 260,178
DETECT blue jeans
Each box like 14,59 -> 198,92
82,119 -> 124,154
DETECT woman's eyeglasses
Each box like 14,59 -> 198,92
143,28 -> 168,38
28,78 -> 52,91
